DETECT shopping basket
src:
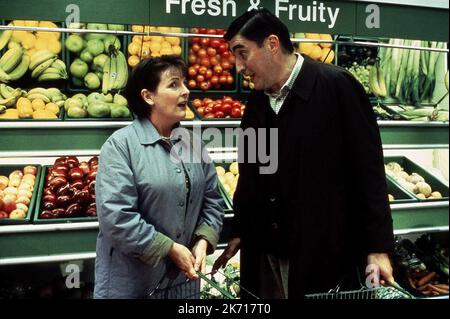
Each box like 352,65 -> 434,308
305,281 -> 415,300
147,264 -> 258,299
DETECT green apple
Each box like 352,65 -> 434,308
87,39 -> 105,57
80,49 -> 94,64
87,92 -> 106,104
65,34 -> 84,53
68,22 -> 86,29
70,59 -> 89,78
93,54 -> 108,70
103,35 -> 121,53
84,73 -> 101,90
114,93 -> 128,107
85,23 -> 108,41
107,24 -> 125,31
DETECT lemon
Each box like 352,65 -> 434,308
229,162 -> 239,175
216,166 -> 226,177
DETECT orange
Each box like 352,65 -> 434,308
31,99 -> 46,111
16,97 -> 32,109
128,55 -> 140,67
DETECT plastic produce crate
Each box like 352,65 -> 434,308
4,20 -> 66,91
384,156 -> 449,202
65,24 -> 128,94
33,166 -> 97,224
0,164 -> 42,225
386,177 -> 417,204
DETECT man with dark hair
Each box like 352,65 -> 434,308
213,8 -> 395,299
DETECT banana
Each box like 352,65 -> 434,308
55,100 -> 65,108
38,72 -> 65,82
0,84 -> 13,99
51,59 -> 67,73
0,67 -> 11,83
7,54 -> 30,81
0,47 -> 23,73
27,87 -> 52,99
0,25 -> 14,51
31,57 -> 57,79
29,50 -> 56,71
109,53 -> 118,92
113,50 -> 128,90
0,95 -> 16,106
46,88 -> 63,101
102,56 -> 112,94
0,105 -> 6,114
26,93 -> 51,103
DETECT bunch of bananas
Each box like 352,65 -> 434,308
102,49 -> 128,94
0,84 -> 24,115
28,50 -> 68,82
0,46 -> 30,82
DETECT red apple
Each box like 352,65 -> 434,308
0,210 -> 8,219
78,162 -> 90,175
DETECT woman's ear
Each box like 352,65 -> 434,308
141,89 -> 154,106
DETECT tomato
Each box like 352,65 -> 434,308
213,65 -> 223,74
219,75 -> 227,84
196,74 -> 205,83
215,111 -> 225,118
191,28 -> 199,34
204,113 -> 215,118
188,80 -> 197,89
221,103 -> 232,115
197,107 -> 204,115
188,67 -> 197,77
197,48 -> 207,58
209,56 -> 219,66
200,38 -> 210,47
192,99 -> 202,108
231,107 -> 242,118
218,43 -> 229,53
200,57 -> 210,68
207,47 -> 217,57
192,44 -> 200,52
232,101 -> 241,108
199,28 -> 207,34
228,54 -> 236,65
205,69 -> 213,79
216,29 -> 225,35
191,37 -> 200,44
221,51 -> 231,59
193,64 -> 200,71
221,60 -> 231,70
210,75 -> 219,85
199,81 -> 210,91
188,54 -> 197,65
198,66 -> 208,75
207,29 -> 217,35
210,39 -> 221,48
226,75 -> 234,85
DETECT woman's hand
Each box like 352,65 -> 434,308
168,243 -> 198,279
192,238 -> 208,274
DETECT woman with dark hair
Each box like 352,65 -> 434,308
94,55 -> 224,299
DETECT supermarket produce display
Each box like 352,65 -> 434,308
0,1 -> 448,299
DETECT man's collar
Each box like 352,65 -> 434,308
264,53 -> 304,97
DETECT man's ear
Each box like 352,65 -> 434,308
266,35 -> 280,55
141,89 -> 154,106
